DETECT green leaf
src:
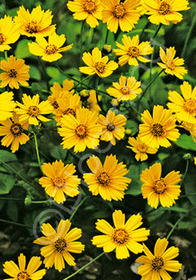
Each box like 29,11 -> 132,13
0,174 -> 16,194
15,39 -> 31,59
175,134 -> 196,151
184,173 -> 196,205
6,200 -> 18,221
46,67 -> 60,78
50,145 -> 68,160
29,65 -> 41,81
0,150 -> 17,162
125,120 -> 139,136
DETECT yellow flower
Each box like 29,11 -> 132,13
98,110 -> 126,145
0,91 -> 15,121
79,47 -> 118,78
157,47 -> 187,79
139,105 -> 180,148
107,76 -> 142,101
0,55 -> 30,89
92,210 -> 150,259
180,121 -> 196,142
39,160 -> 80,204
14,5 -> 55,37
0,113 -> 29,153
142,0 -> 190,25
81,90 -> 101,114
67,0 -> 103,28
58,107 -> 101,152
15,94 -> 53,126
28,32 -> 73,62
127,136 -> 158,161
34,220 -> 85,271
194,156 -> 196,165
83,155 -> 131,201
136,238 -> 182,280
167,81 -> 196,124
140,162 -> 181,208
102,0 -> 141,33
3,253 -> 46,280
0,15 -> 20,52
113,35 -> 153,66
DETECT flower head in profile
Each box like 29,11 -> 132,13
107,76 -> 142,101
0,56 -> 30,89
80,89 -> 101,114
98,110 -> 126,145
79,47 -> 118,78
127,136 -> 158,161
83,155 -> 131,201
167,81 -> 196,124
180,121 -> 196,142
3,253 -> 46,280
0,15 -> 20,52
0,91 -> 16,121
28,32 -> 73,62
15,94 -> 53,126
113,35 -> 153,66
67,0 -> 102,28
157,47 -> 187,79
136,238 -> 182,280
102,0 -> 141,33
140,162 -> 181,208
39,160 -> 80,204
58,107 -> 101,152
92,210 -> 150,259
14,5 -> 55,37
0,113 -> 29,153
142,0 -> 190,25
34,219 -> 85,271
139,105 -> 180,148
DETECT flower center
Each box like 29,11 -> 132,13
97,171 -> 110,186
94,62 -> 105,74
10,123 -> 23,136
121,86 -> 130,95
75,124 -> 87,138
107,123 -> 115,131
167,61 -> 175,71
54,238 -> 67,253
159,1 -> 170,15
113,229 -> 129,244
28,106 -> 40,117
83,0 -> 96,13
17,271 -> 30,280
26,21 -> 39,34
137,143 -> 147,152
113,3 -> 126,18
0,33 -> 5,44
151,123 -> 164,137
152,257 -> 164,271
45,44 -> 58,55
154,178 -> 167,194
63,108 -> 76,117
8,69 -> 17,78
52,101 -> 59,109
52,176 -> 66,188
184,98 -> 196,114
128,46 -> 140,58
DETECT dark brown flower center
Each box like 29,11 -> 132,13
152,257 -> 164,271
8,69 -> 17,78
154,178 -> 167,194
159,1 -> 170,15
113,3 -> 126,18
83,0 -> 96,13
63,108 -> 76,117
97,171 -> 110,186
184,98 -> 196,114
151,123 -> 164,137
28,106 -> 40,117
0,33 -> 5,45
137,143 -> 147,152
128,46 -> 140,58
107,123 -> 115,131
121,86 -> 130,95
94,62 -> 105,74
45,44 -> 58,55
17,271 -> 30,280
113,229 -> 129,244
75,124 -> 87,138
26,21 -> 39,34
52,101 -> 59,109
52,176 -> 66,188
54,238 -> 67,253
10,123 -> 23,136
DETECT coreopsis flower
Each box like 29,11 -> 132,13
81,90 -> 101,113
34,219 -> 85,271
167,81 -> 196,123
92,210 -> 150,259
83,155 -> 131,201
58,107 -> 101,152
67,0 -> 102,28
79,47 -> 118,78
113,35 -> 153,66
127,136 -> 158,161
0,56 -> 30,89
102,0 -> 141,33
157,47 -> 187,79
0,113 -> 29,153
39,160 -> 80,204
136,238 -> 182,280
98,110 -> 126,145
0,15 -> 20,52
180,122 -> 196,142
140,162 -> 181,208
14,5 -> 55,37
142,0 -> 190,25
15,94 -> 53,126
0,91 -> 15,121
3,253 -> 46,280
107,76 -> 142,101
28,32 -> 73,62
139,105 -> 180,148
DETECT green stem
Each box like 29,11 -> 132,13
181,159 -> 189,185
0,197 -> 24,200
105,29 -> 109,44
181,15 -> 196,58
4,51 -> 8,60
69,196 -> 88,221
166,214 -> 186,240
38,57 -> 50,91
21,85 -> 50,94
80,21 -> 85,65
152,23 -> 162,40
31,200 -> 49,204
64,252 -> 105,280
31,131 -> 42,172
0,218 -> 31,229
